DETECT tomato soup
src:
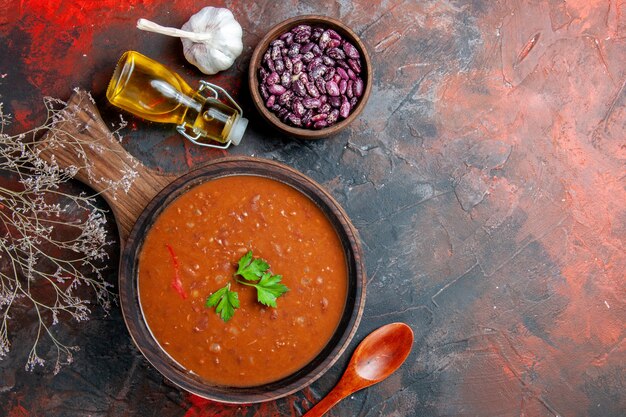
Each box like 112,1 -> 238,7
138,175 -> 348,387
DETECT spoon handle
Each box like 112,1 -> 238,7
303,383 -> 351,417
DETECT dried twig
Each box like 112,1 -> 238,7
0,91 -> 136,374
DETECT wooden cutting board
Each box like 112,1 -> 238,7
37,89 -> 367,404
39,89 -> 178,243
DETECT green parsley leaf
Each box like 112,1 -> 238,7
238,272 -> 289,308
236,250 -> 270,281
206,283 -> 240,322
206,251 -> 289,320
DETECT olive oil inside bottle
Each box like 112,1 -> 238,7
106,51 -> 240,144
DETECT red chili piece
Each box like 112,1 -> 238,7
166,243 -> 187,299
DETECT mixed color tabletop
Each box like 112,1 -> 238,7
1,0 -> 625,416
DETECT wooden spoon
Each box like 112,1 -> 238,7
303,322 -> 414,417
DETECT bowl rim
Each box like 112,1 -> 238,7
248,15 -> 373,139
118,156 -> 366,403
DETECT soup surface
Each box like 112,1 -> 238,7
138,175 -> 347,387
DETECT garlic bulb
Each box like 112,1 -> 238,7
137,7 -> 243,75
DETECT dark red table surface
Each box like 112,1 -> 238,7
1,1 -> 625,416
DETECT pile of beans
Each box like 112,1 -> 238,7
258,24 -> 365,130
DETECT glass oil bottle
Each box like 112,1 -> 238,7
106,51 -> 247,148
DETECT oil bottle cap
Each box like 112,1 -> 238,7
228,116 -> 248,146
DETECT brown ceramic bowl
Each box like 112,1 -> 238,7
119,157 -> 366,403
249,15 -> 372,139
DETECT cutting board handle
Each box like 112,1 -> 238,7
38,89 -> 176,243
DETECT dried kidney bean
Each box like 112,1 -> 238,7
278,90 -> 294,106
271,39 -> 285,48
327,47 -> 345,60
312,27 -> 324,40
302,97 -> 321,108
307,57 -> 323,72
271,45 -> 281,60
302,51 -> 315,63
310,64 -> 327,80
280,31 -> 293,44
315,78 -> 327,94
326,80 -> 340,96
305,82 -> 320,97
260,84 -> 269,100
292,99 -> 305,117
259,68 -> 268,82
287,113 -> 302,126
284,57 -> 293,74
348,59 -> 361,74
319,31 -> 331,49
268,84 -> 286,95
327,29 -> 341,40
302,109 -> 313,127
278,107 -> 289,120
293,60 -> 303,75
288,43 -> 300,57
274,59 -> 285,74
342,41 -> 360,59
266,72 -> 279,85
336,59 -> 349,70
324,67 -> 336,81
327,39 -> 341,49
353,78 -> 364,97
301,42 -> 315,54
339,97 -> 350,118
327,109 -> 339,124
293,80 -> 307,97
329,96 -> 341,108
322,56 -> 335,67
293,25 -> 311,43
280,72 -> 291,88
311,113 -> 327,122
338,79 -> 347,95
258,23 -> 366,129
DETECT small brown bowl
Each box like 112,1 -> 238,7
249,15 -> 372,139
